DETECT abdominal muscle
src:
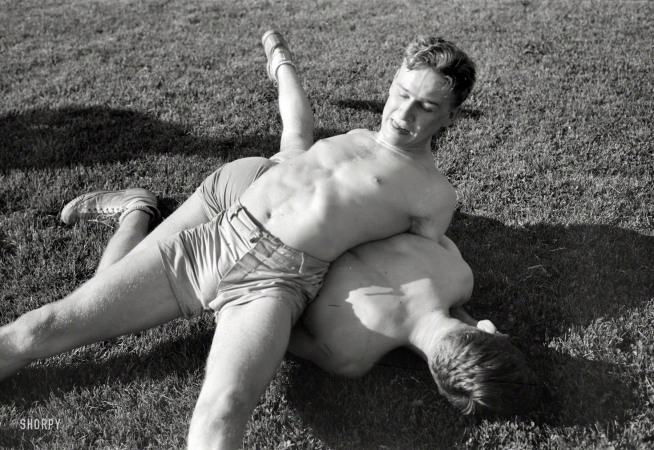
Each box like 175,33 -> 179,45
239,138 -> 418,261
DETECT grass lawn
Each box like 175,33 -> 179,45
1,0 -> 653,448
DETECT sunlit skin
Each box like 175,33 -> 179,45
287,233 -> 500,378
0,53 -> 472,450
378,64 -> 462,153
240,66 -> 461,261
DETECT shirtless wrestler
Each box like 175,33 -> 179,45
59,33 -> 538,415
0,32 -> 528,449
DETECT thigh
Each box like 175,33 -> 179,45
198,298 -> 293,407
32,244 -> 184,358
129,194 -> 210,255
187,298 -> 293,447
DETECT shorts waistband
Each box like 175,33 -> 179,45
224,201 -> 330,270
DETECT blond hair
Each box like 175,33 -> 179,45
404,36 -> 476,108
429,329 -> 540,415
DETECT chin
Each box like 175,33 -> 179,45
381,127 -> 406,144
381,133 -> 403,147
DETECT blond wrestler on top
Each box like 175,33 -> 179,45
0,33 -> 523,449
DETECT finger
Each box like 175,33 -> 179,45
477,319 -> 497,334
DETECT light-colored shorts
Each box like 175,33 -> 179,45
194,157 -> 276,220
157,200 -> 330,324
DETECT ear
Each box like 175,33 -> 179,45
444,105 -> 462,127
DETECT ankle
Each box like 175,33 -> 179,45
119,205 -> 158,226
270,51 -> 296,83
118,209 -> 152,227
275,62 -> 298,83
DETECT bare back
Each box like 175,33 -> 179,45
288,234 -> 473,376
239,130 -> 456,261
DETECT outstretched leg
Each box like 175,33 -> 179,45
0,244 -> 183,380
275,63 -> 314,156
263,31 -> 315,163
187,298 -> 293,449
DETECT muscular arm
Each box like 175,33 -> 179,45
409,180 -> 457,242
410,209 -> 453,242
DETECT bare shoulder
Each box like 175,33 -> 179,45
378,233 -> 473,288
427,166 -> 457,203
351,233 -> 443,267
410,167 -> 457,228
346,128 -> 371,135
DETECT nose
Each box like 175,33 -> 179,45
396,100 -> 415,122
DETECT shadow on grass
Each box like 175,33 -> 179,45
0,320 -> 214,408
283,350 -> 637,448
0,107 -> 218,171
535,348 -> 640,427
449,212 -> 654,336
452,212 -> 651,428
0,106 -> 347,172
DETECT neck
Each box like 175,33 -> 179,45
374,131 -> 432,157
406,311 -> 451,361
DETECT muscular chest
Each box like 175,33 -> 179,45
315,142 -> 431,207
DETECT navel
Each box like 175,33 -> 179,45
371,176 -> 381,185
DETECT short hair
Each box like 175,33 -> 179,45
429,329 -> 540,415
403,36 -> 476,108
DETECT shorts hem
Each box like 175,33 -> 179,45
157,240 -> 203,319
214,294 -> 305,325
193,187 -> 218,221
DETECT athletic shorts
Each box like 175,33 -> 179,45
157,200 -> 330,324
194,157 -> 276,220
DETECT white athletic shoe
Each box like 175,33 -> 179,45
60,188 -> 160,225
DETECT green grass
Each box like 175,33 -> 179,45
1,0 -> 653,448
